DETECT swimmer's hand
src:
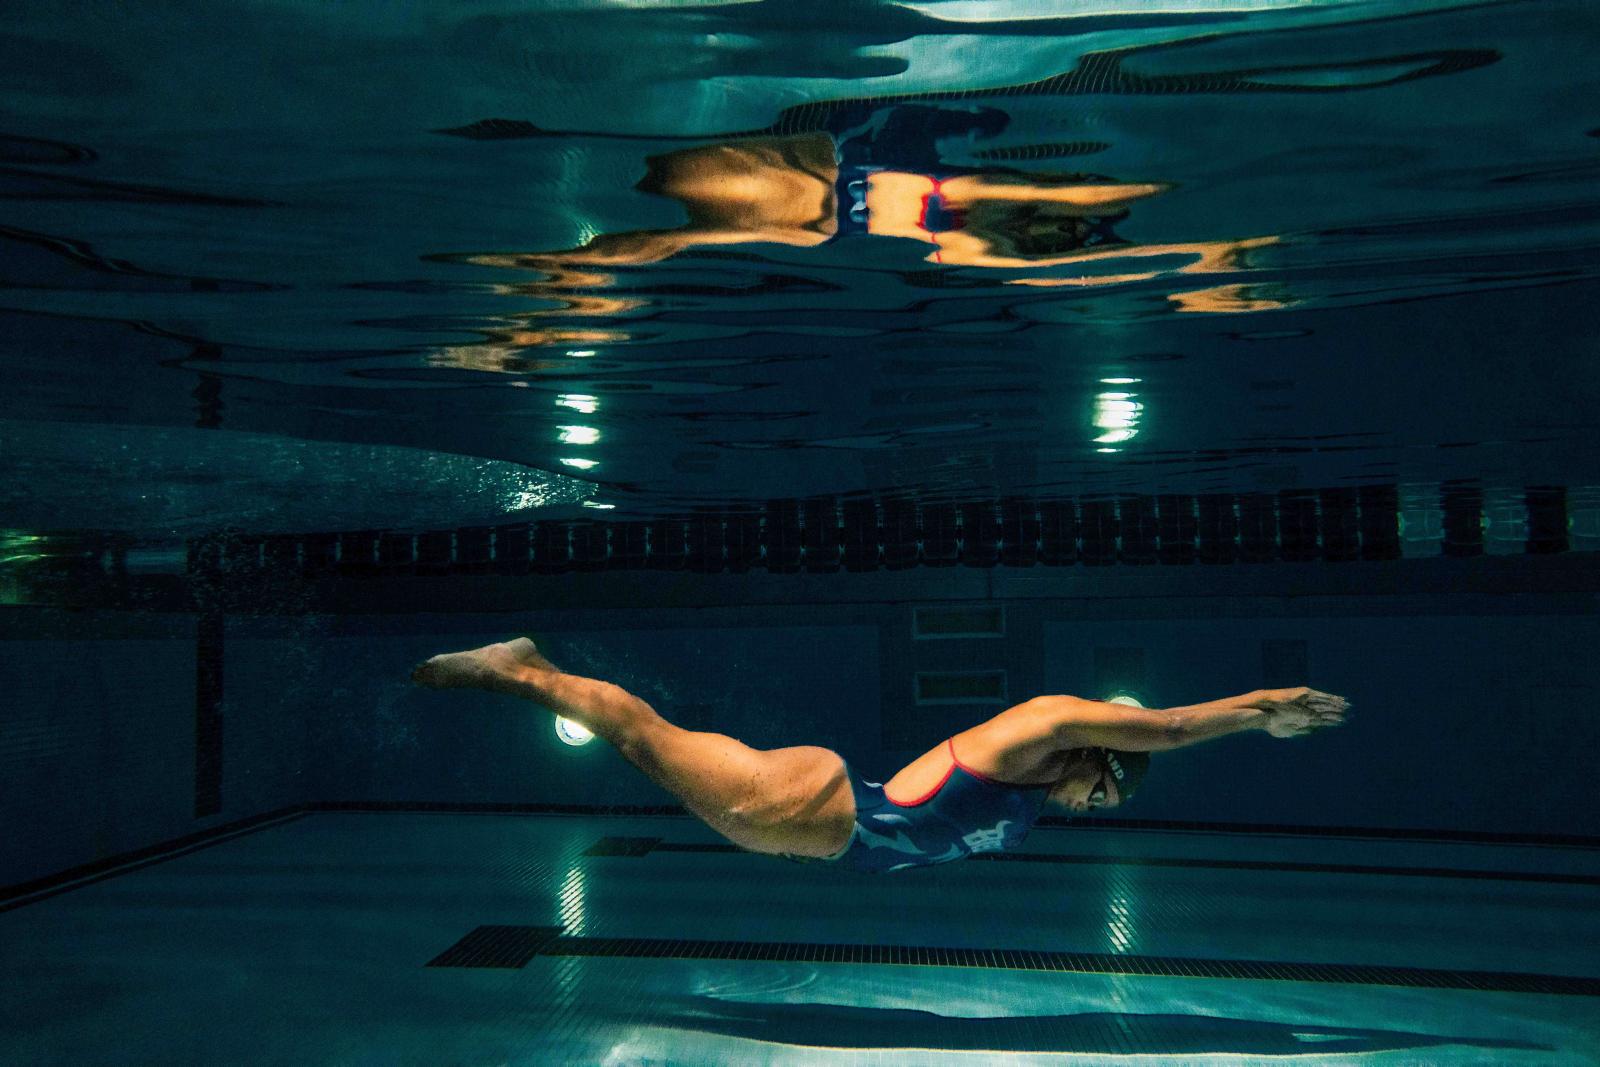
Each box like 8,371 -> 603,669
1252,688 -> 1349,739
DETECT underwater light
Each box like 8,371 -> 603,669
558,425 -> 600,445
555,717 -> 595,746
557,394 -> 599,414
582,501 -> 615,510
559,458 -> 598,470
568,349 -> 596,358
1101,377 -> 1141,385
1103,692 -> 1147,708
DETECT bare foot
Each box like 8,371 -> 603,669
410,637 -> 558,693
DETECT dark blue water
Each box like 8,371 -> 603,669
1,0 -> 1597,539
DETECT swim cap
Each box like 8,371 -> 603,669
1101,749 -> 1150,803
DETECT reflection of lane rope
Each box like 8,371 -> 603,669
972,141 -> 1110,162
437,44 -> 1498,142
765,46 -> 1500,138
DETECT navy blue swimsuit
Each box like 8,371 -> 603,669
803,739 -> 1052,874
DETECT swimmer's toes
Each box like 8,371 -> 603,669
412,653 -> 476,689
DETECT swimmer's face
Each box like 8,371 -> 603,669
1049,748 -> 1121,814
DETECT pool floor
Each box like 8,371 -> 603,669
4,813 -> 1597,1065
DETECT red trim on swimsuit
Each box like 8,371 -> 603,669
918,178 -> 944,264
888,738 -> 1008,807
947,736 -> 1000,783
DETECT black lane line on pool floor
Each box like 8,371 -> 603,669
583,836 -> 1600,887
424,925 -> 1600,996
425,925 -> 566,968
311,804 -> 1600,850
1,806 -> 313,913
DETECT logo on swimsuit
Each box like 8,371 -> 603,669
857,817 -> 926,855
962,820 -> 1016,854
859,816 -> 965,866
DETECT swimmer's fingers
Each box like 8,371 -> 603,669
1298,691 -> 1348,713
1301,693 -> 1349,730
1261,692 -> 1349,738
1260,701 -> 1309,738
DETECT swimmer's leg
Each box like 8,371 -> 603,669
412,638 -> 853,857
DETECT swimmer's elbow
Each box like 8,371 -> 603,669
1147,711 -> 1188,752
1050,697 -> 1184,753
1121,710 -> 1187,753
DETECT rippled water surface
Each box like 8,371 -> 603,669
3,0 -> 1597,533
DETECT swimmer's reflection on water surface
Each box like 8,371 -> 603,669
450,124 -> 1285,320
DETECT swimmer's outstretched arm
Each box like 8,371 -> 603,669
1042,688 -> 1348,752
